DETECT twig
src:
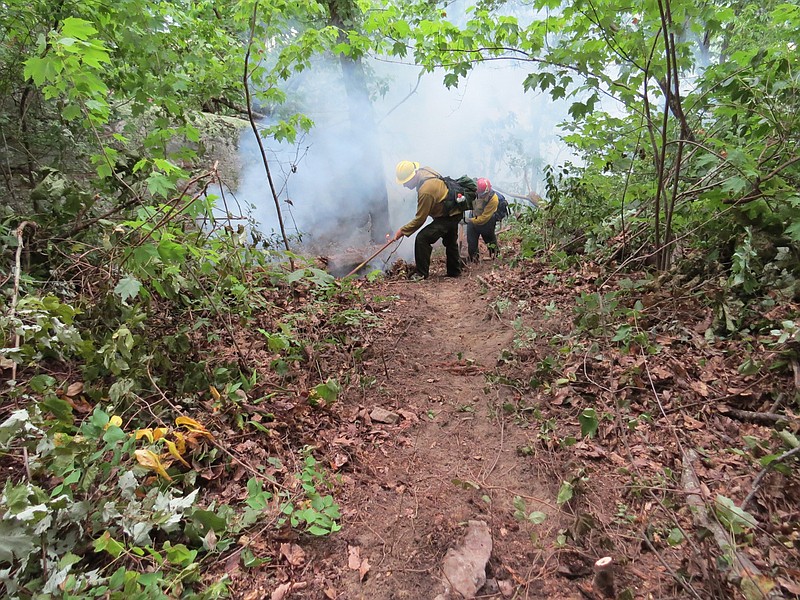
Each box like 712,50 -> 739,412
682,448 -> 784,599
719,407 -> 789,427
741,445 -> 800,511
243,3 -> 293,268
8,221 -> 36,384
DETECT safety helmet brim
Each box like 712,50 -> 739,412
396,161 -> 420,184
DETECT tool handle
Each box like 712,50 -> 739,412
345,238 -> 397,278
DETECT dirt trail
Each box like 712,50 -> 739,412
318,260 -> 566,599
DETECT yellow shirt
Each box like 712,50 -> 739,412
470,192 -> 499,226
400,167 -> 460,236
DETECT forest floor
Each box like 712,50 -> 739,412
204,238 -> 800,600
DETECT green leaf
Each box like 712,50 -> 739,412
557,481 -> 574,505
146,172 -> 175,198
40,396 -> 74,422
157,240 -> 187,264
579,407 -> 599,438
23,57 -> 56,86
667,527 -> 685,546
93,532 -> 124,558
190,509 -> 228,534
785,220 -> 800,243
0,520 -> 37,564
114,276 -> 141,303
60,17 -> 98,41
164,543 -> 197,567
714,495 -> 757,533
29,374 -> 57,393
310,379 -> 340,406
528,511 -> 547,524
62,103 -> 82,121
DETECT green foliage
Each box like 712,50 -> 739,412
714,495 -> 758,535
578,408 -> 599,439
512,496 -> 547,525
278,450 -> 341,536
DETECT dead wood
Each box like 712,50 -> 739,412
719,406 -> 791,427
592,556 -> 615,598
681,448 -> 784,599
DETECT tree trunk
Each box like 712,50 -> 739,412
339,55 -> 391,242
324,0 -> 391,243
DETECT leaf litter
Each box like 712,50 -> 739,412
201,240 -> 798,599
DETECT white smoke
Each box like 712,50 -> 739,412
230,2 -> 579,257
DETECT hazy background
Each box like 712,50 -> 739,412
229,2 -> 580,259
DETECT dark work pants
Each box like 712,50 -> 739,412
466,220 -> 498,261
414,214 -> 463,278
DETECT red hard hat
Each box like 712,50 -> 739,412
476,178 -> 491,195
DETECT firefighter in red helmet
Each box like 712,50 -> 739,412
466,178 -> 500,262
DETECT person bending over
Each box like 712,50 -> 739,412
391,160 -> 463,280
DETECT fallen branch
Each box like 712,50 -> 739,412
719,406 -> 790,427
682,449 -> 784,599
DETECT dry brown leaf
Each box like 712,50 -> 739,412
271,582 -> 307,600
347,545 -> 361,570
280,543 -> 306,567
359,556 -> 370,581
683,415 -> 704,430
65,381 -> 84,397
68,396 -> 93,414
778,577 -> 800,596
331,453 -> 349,469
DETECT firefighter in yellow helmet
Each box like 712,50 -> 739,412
391,161 -> 463,279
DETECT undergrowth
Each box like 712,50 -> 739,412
0,196 -> 378,598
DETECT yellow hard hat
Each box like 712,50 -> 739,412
395,161 -> 420,184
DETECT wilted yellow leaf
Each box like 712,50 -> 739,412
152,427 -> 168,441
210,386 -> 221,401
134,449 -> 173,481
105,415 -> 123,430
165,439 -> 190,468
175,416 -> 214,440
173,431 -> 186,454
135,428 -> 154,442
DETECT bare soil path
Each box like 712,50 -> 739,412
312,258 -> 571,599
328,263 -> 558,600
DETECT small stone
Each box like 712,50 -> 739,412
498,579 -> 515,597
440,520 -> 493,599
370,407 -> 400,424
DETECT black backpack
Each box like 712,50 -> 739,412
438,175 -> 478,212
494,192 -> 509,222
